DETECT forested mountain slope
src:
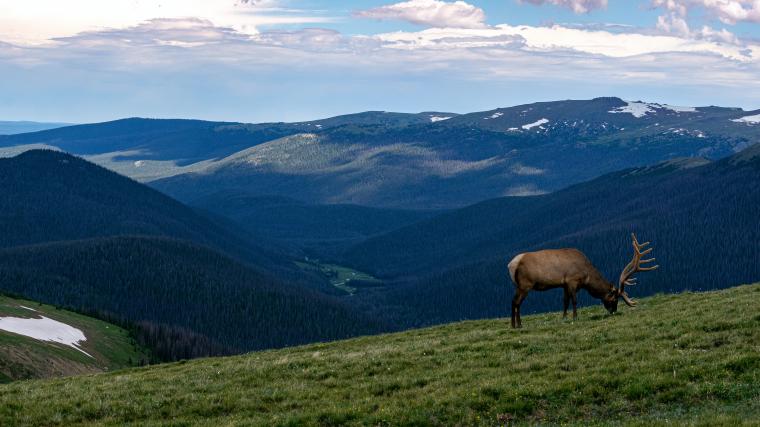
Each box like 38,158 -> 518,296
0,150 -> 303,279
189,192 -> 439,252
0,237 -> 385,361
343,143 -> 760,327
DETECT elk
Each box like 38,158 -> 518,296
507,233 -> 658,328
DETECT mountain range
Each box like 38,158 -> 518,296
2,97 -> 758,208
0,97 -> 757,364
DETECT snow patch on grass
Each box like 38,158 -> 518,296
0,315 -> 92,357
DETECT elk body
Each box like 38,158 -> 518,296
507,233 -> 658,328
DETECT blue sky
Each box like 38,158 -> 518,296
1,0 -> 760,123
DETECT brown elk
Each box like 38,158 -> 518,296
507,233 -> 658,328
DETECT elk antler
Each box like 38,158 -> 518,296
617,233 -> 659,307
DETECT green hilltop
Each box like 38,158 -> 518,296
1,284 -> 759,426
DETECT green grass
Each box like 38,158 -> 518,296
1,284 -> 759,426
0,295 -> 149,382
296,260 -> 382,294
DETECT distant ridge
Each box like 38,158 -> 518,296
0,121 -> 71,135
1,98 -> 758,209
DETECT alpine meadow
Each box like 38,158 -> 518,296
0,0 -> 759,426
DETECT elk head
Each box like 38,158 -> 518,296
602,233 -> 659,314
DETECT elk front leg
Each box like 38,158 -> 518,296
570,291 -> 578,320
563,288 -> 570,319
565,280 -> 581,320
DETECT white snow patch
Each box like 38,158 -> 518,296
522,118 -> 549,130
0,315 -> 92,357
430,116 -> 452,122
133,160 -> 144,167
609,101 -> 655,118
662,104 -> 696,113
484,112 -> 503,120
610,101 -> 696,117
18,305 -> 38,312
507,127 -> 519,131
731,114 -> 760,124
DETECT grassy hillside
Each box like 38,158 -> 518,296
0,295 -> 147,383
1,284 -> 758,426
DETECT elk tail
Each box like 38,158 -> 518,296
508,254 -> 524,284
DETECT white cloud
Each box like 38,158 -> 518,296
520,0 -> 608,14
656,0 -> 760,24
653,1 -> 745,44
354,0 -> 487,28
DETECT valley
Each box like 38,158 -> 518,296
295,260 -> 383,295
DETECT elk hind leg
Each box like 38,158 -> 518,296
512,289 -> 528,329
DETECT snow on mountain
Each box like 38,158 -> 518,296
430,116 -> 452,122
609,101 -> 697,118
731,114 -> 760,125
609,101 -> 654,118
662,104 -> 697,113
522,118 -> 549,130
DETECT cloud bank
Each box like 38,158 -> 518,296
2,1 -> 760,121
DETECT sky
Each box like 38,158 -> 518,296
2,0 -> 760,123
